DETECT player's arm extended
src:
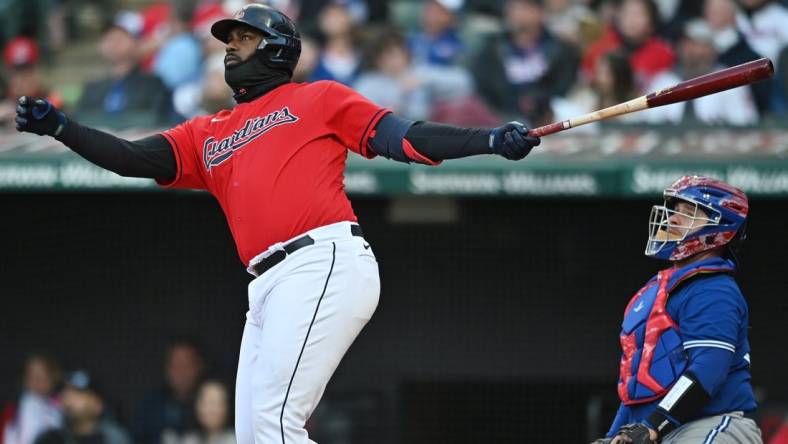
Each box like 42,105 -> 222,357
58,120 -> 175,180
368,114 -> 540,164
14,96 -> 176,180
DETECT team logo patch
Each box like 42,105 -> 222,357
202,107 -> 299,170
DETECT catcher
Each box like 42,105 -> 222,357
593,176 -> 762,444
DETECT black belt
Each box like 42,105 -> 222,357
253,224 -> 364,276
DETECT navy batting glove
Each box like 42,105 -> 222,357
489,121 -> 540,160
15,96 -> 67,137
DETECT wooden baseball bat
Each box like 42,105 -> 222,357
528,57 -> 774,137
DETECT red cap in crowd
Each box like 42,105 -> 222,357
3,36 -> 40,68
192,3 -> 230,39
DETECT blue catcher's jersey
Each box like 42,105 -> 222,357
607,257 -> 757,437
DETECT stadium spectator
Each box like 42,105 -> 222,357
555,51 -> 637,129
354,28 -> 430,120
582,0 -> 675,88
191,3 -> 230,56
173,52 -> 233,118
588,51 -> 638,110
33,370 -> 130,444
137,0 -> 222,74
651,0 -> 690,25
636,19 -> 759,125
404,0 -> 492,127
735,0 -> 788,66
292,34 -> 320,82
657,0 -> 704,42
0,0 -> 63,60
172,6 -> 233,119
297,0 -> 388,27
704,0 -> 773,113
1,354 -> 62,444
542,0 -> 598,48
779,45 -> 788,108
137,1 -> 172,71
0,37 -> 62,129
705,0 -> 752,65
72,11 -> 172,129
197,54 -> 234,113
308,0 -> 364,85
593,0 -> 619,26
152,0 -> 203,91
259,0 -> 301,22
408,0 -> 465,67
162,381 -> 235,444
131,338 -> 205,444
469,0 -> 579,123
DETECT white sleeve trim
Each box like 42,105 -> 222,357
683,339 -> 736,353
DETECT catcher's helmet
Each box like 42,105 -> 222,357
645,175 -> 749,261
211,4 -> 301,74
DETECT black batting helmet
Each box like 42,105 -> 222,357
211,4 -> 301,74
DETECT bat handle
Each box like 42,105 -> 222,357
526,96 -> 648,137
528,120 -> 570,138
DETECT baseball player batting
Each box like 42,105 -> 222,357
591,176 -> 760,444
14,4 -> 540,443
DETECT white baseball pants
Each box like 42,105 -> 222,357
235,222 -> 380,444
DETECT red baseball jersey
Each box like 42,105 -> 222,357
158,80 -> 388,265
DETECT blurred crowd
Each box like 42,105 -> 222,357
2,0 -> 788,132
3,343 -> 788,444
1,340 -> 237,444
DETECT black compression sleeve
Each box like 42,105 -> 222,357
645,372 -> 711,436
404,121 -> 493,161
55,119 -> 176,180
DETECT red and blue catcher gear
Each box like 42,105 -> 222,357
608,256 -> 756,438
645,176 -> 748,261
618,259 -> 736,405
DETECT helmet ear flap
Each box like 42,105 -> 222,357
736,219 -> 747,243
729,219 -> 748,250
256,46 -> 297,75
255,32 -> 300,74
725,220 -> 747,267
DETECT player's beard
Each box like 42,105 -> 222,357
225,54 -> 291,103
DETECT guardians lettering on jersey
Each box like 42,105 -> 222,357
203,107 -> 299,170
159,81 -> 389,264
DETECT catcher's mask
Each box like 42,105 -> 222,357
645,175 -> 749,261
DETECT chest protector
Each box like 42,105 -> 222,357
617,258 -> 735,405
